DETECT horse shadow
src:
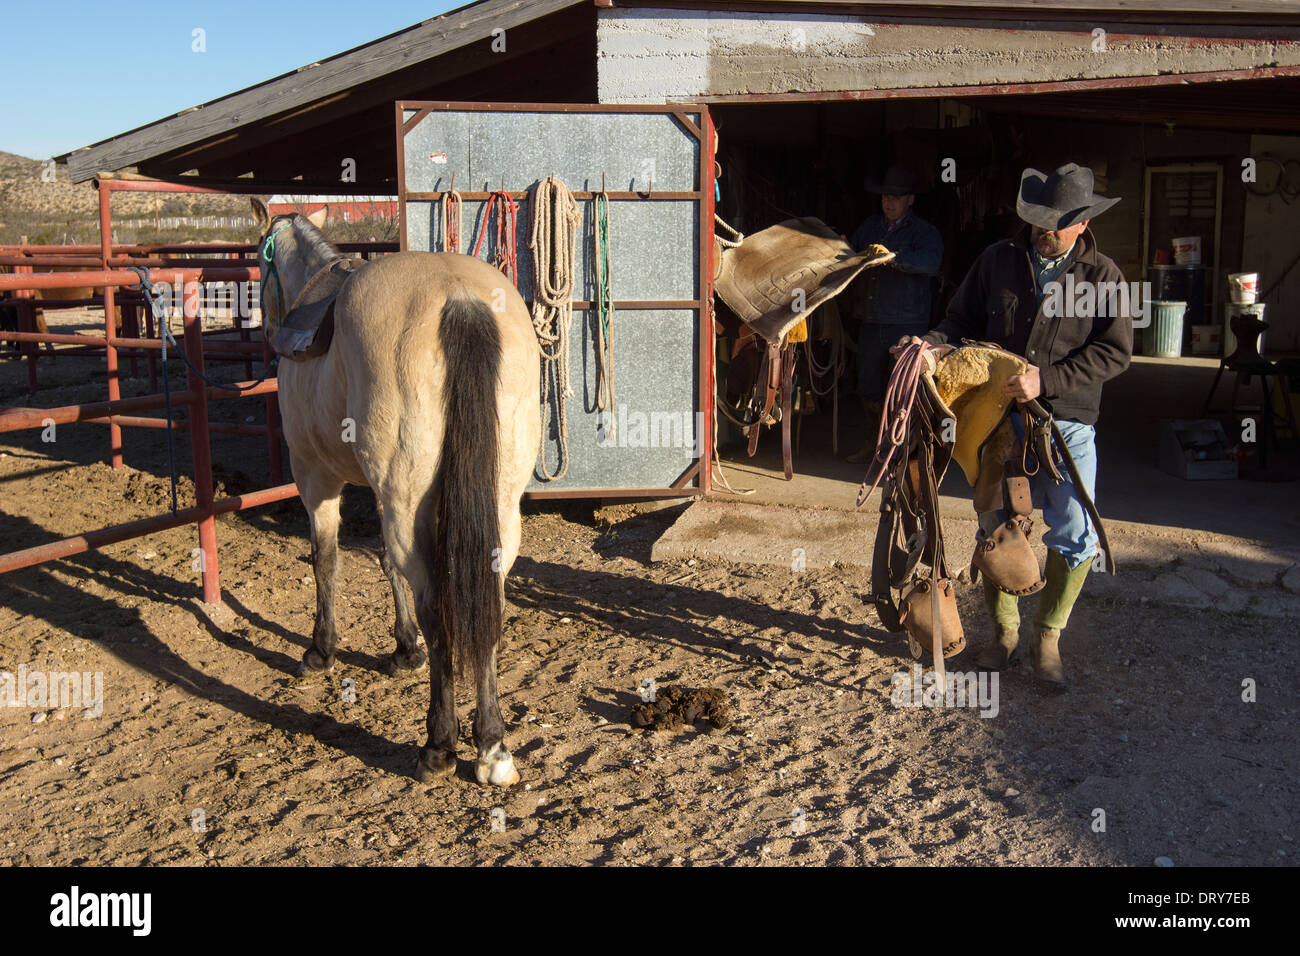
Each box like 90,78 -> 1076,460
0,512 -> 413,776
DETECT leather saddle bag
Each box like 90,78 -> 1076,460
971,450 -> 1046,596
972,515 -> 1044,596
898,576 -> 966,659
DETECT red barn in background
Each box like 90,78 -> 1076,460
267,195 -> 398,222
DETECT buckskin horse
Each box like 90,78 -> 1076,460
251,199 -> 540,787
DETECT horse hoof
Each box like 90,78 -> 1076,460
416,747 -> 458,783
475,743 -> 520,787
385,649 -> 428,676
296,649 -> 334,677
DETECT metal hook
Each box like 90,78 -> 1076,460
449,171 -> 455,194
601,172 -> 606,194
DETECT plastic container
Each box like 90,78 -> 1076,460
1227,272 -> 1259,304
1172,236 -> 1202,265
1143,300 -> 1186,358
1159,419 -> 1238,480
1150,264 -> 1206,329
1191,324 -> 1221,356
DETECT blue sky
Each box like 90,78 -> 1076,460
3,0 -> 463,160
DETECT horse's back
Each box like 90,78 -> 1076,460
311,251 -> 538,502
337,251 -> 536,354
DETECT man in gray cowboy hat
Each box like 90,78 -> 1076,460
897,162 -> 1132,686
846,163 -> 944,464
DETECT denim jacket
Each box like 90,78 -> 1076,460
849,211 -> 944,326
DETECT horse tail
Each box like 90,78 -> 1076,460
432,293 -> 503,678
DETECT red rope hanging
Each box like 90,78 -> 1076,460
471,191 -> 520,286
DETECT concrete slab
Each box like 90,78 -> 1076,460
711,356 -> 1300,546
649,499 -> 906,571
651,497 -> 1300,619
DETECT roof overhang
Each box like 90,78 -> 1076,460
58,0 -> 587,185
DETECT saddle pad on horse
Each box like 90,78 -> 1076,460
713,217 -> 894,348
270,257 -> 363,361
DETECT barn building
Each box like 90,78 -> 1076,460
57,0 -> 1300,523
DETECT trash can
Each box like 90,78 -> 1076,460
1144,300 -> 1187,358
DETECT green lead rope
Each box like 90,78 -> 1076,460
594,191 -> 615,438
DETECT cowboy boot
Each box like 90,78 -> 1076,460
1031,549 -> 1095,685
975,578 -> 1021,669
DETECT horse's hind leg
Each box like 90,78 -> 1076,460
473,502 -> 523,787
380,546 -> 427,674
472,642 -> 518,787
413,582 -> 459,782
374,500 -> 427,675
297,470 -> 345,676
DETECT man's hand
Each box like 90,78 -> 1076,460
1004,366 -> 1042,402
890,335 -> 953,359
890,334 -> 925,355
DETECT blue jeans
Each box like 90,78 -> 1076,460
1008,415 -> 1100,570
858,320 -> 928,400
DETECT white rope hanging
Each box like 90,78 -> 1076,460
529,176 -> 582,481
714,213 -> 745,249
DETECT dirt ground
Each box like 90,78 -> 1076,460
0,327 -> 1296,867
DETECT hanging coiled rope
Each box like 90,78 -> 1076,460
529,176 -> 582,480
593,190 -> 616,440
440,188 -> 462,253
473,190 -> 520,286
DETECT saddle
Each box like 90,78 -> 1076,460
269,257 -> 362,361
859,342 -> 1115,680
713,217 -> 893,478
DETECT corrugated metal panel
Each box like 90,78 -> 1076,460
400,104 -> 707,495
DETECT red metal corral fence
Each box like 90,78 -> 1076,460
0,176 -> 396,604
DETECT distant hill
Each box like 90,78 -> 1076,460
0,151 -> 257,245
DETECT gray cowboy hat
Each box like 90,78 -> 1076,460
865,163 -> 920,196
1017,163 -> 1120,231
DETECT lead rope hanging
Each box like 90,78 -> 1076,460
441,188 -> 462,253
593,190 -> 615,440
529,176 -> 582,480
472,190 -> 520,286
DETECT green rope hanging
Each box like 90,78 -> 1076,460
594,190 -> 616,438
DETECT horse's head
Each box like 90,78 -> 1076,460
250,198 -> 329,330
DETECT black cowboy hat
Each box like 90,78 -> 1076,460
1016,163 -> 1120,231
865,163 -> 920,196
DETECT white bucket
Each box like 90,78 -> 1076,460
1227,272 -> 1259,304
1172,236 -> 1202,265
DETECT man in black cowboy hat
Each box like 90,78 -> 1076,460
897,162 -> 1132,686
846,163 -> 944,464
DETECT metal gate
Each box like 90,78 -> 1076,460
396,101 -> 714,498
